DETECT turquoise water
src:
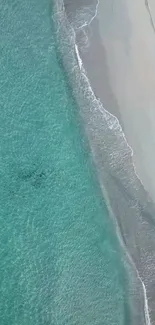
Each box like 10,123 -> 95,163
0,1 -> 128,324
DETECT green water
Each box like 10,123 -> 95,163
0,1 -> 127,324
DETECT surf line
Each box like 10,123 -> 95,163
72,2 -> 151,325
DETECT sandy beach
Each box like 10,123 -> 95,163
63,0 -> 155,323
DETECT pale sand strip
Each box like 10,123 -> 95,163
97,0 -> 155,203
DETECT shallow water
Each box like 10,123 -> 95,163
0,1 -> 131,324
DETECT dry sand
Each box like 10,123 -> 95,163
96,0 -> 155,202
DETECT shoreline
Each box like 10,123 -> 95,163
53,1 -> 155,323
74,1 -> 155,323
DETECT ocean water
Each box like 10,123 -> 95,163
0,0 -> 130,324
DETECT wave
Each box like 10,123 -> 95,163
52,1 -> 154,324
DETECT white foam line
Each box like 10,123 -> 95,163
75,44 -> 82,70
142,281 -> 151,325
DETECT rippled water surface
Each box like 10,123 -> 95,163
0,1 -> 128,324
